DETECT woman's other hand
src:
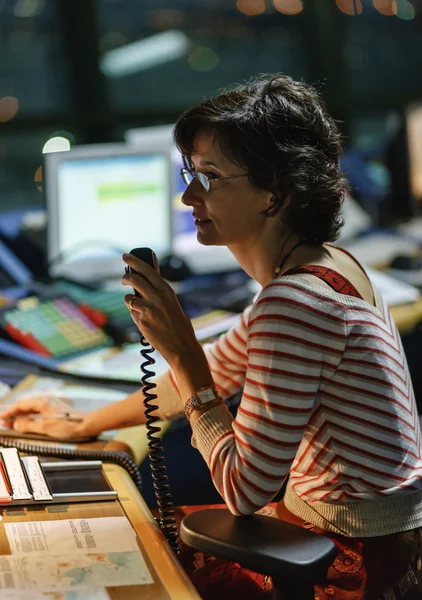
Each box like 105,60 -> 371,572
0,393 -> 88,441
122,253 -> 202,365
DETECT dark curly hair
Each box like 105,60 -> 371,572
173,74 -> 345,245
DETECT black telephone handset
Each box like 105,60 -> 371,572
127,248 -> 179,554
125,247 -> 160,291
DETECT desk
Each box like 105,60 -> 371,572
0,463 -> 200,599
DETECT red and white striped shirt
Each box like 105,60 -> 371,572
187,275 -> 422,534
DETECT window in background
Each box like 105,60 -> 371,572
0,0 -> 71,115
342,0 -> 422,110
97,0 -> 310,113
0,1 -> 75,212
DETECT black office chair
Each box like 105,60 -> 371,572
181,508 -> 336,600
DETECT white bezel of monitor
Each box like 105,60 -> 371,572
45,143 -> 172,282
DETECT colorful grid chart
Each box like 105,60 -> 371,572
3,297 -> 110,359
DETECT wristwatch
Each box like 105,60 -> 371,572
184,385 -> 222,420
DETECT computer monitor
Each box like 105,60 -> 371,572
45,143 -> 172,282
125,126 -> 240,275
406,103 -> 422,210
386,105 -> 422,224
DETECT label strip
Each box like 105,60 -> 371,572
22,457 -> 52,502
0,448 -> 32,500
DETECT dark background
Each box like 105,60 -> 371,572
1,0 -> 422,212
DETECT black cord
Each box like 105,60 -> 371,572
139,335 -> 179,555
0,437 -> 142,492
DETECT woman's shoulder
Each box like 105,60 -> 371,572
248,277 -> 349,333
254,276 -> 348,312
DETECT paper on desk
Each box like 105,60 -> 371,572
60,343 -> 168,382
0,588 -> 110,599
5,517 -> 139,556
1,375 -> 127,413
0,551 -> 152,590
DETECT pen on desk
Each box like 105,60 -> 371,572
8,412 -> 83,423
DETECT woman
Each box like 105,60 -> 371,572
2,75 -> 421,599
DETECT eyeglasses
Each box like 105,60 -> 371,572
180,167 -> 247,192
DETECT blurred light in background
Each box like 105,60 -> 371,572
273,0 -> 303,15
100,30 -> 190,77
0,97 -> 19,122
42,136 -> 71,154
236,0 -> 266,16
14,0 -> 45,18
336,0 -> 363,15
52,130 -> 76,145
396,0 -> 416,20
372,0 -> 398,16
0,0 -> 5,14
34,166 -> 43,191
188,47 -> 219,72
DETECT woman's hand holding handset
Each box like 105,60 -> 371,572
122,248 -> 202,365
122,248 -> 215,414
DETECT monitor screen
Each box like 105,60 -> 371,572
45,144 -> 171,281
406,104 -> 422,207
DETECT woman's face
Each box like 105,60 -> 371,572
181,131 -> 272,248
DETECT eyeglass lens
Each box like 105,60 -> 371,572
181,169 -> 209,192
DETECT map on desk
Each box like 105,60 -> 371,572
0,551 -> 152,591
0,517 -> 153,592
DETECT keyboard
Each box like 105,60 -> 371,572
0,296 -> 111,360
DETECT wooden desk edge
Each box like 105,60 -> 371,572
105,462 -> 201,600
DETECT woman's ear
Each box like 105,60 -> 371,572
262,194 -> 291,217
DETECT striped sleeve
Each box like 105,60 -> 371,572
201,304 -> 252,399
192,282 -> 347,515
163,305 -> 252,418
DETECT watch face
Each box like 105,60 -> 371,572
198,388 -> 216,403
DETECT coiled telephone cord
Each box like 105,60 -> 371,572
139,335 -> 179,555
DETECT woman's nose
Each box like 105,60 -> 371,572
181,181 -> 204,207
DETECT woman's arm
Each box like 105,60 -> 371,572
0,370 -> 183,440
0,305 -> 252,440
79,371 -> 184,436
